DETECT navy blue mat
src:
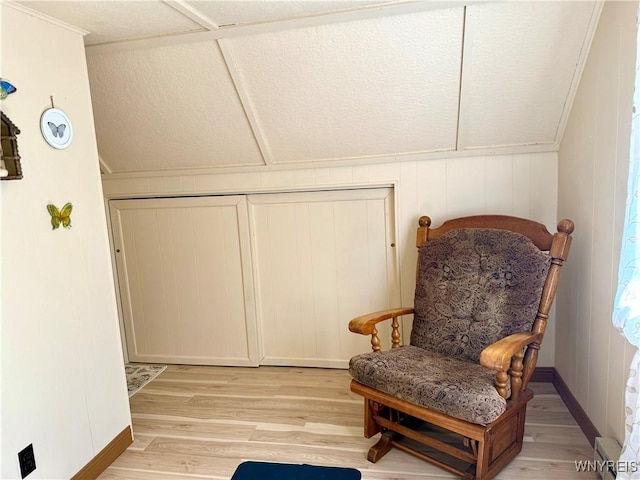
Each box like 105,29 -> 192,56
231,461 -> 361,479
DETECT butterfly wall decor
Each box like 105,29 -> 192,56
47,202 -> 73,230
47,122 -> 66,138
40,107 -> 73,149
0,78 -> 17,99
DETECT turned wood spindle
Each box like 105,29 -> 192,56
391,316 -> 401,348
496,371 -> 508,399
371,327 -> 381,352
510,350 -> 525,401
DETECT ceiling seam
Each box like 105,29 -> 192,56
99,144 -> 559,180
217,39 -> 273,166
3,0 -> 89,35
455,5 -> 469,152
99,155 -> 113,175
162,0 -> 220,30
85,1 -> 483,52
553,0 -> 604,146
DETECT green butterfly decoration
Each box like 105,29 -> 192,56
47,202 -> 73,230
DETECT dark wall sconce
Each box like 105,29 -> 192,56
1,111 -> 22,180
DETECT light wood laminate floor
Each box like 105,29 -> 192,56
99,365 -> 597,480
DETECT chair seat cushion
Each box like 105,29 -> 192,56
349,346 -> 506,425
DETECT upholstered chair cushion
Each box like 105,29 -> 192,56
349,345 -> 506,425
410,228 -> 551,363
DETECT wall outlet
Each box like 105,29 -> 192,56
18,444 -> 36,479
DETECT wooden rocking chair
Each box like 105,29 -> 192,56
348,215 -> 574,480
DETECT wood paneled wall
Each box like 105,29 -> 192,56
103,151 -> 559,365
557,1 -> 637,443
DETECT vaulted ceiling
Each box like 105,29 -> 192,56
16,1 -> 602,174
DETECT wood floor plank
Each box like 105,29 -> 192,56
524,396 -> 579,425
108,450 -> 241,477
526,382 -> 558,395
359,448 -> 460,478
99,467 -> 224,480
187,395 -> 361,415
247,429 -> 374,450
128,434 -> 157,452
101,365 -> 594,480
130,393 -> 192,406
132,417 -> 256,441
144,436 -> 371,468
528,394 -> 576,412
496,459 -> 601,479
524,410 -> 578,425
136,405 -> 309,426
276,384 -> 361,401
145,382 -> 281,397
524,423 -> 594,446
360,471 -> 455,480
518,440 -> 594,463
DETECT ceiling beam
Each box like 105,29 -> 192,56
163,0 -> 220,30
455,4 -> 475,151
100,143 -> 558,180
86,0 -> 479,53
552,0 -> 604,147
455,6 -> 468,151
99,155 -> 113,174
218,39 -> 273,166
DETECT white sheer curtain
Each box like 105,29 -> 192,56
613,8 -> 640,479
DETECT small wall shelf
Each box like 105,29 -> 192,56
1,111 -> 22,180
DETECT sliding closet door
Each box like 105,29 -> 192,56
110,196 -> 259,366
249,188 -> 399,368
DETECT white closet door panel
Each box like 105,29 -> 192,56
250,188 -> 398,368
110,196 -> 258,365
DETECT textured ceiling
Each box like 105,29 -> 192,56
226,8 -> 463,163
458,1 -> 598,150
17,1 -> 205,44
16,1 -> 602,174
87,41 -> 264,171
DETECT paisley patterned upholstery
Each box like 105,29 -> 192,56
410,228 -> 550,363
349,227 -> 551,425
349,346 -> 506,425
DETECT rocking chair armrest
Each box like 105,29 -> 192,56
348,308 -> 415,335
480,332 -> 542,372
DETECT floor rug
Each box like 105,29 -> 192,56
125,363 -> 166,397
231,461 -> 361,479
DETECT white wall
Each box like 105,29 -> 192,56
556,0 -> 637,442
102,150 -> 560,366
1,4 -> 131,479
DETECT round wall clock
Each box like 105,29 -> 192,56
40,108 -> 73,149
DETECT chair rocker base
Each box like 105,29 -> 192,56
351,379 -> 533,480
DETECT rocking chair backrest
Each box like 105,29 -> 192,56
411,215 -> 574,369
